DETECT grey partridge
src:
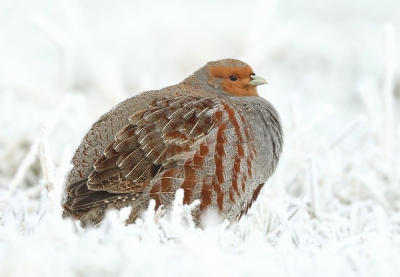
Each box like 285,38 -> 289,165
62,59 -> 283,227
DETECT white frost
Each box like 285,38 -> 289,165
1,0 -> 400,276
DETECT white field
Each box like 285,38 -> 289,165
1,0 -> 400,276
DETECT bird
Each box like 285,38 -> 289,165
62,59 -> 283,227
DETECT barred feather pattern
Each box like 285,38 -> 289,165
64,95 -> 263,225
62,59 -> 283,227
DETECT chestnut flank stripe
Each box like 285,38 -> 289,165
213,123 -> 227,211
221,102 -> 246,200
182,164 -> 198,204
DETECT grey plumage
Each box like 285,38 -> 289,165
62,59 -> 283,227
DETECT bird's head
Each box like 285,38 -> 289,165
205,59 -> 267,97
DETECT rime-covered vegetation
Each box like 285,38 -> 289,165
1,0 -> 400,276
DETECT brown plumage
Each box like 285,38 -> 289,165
62,59 -> 283,227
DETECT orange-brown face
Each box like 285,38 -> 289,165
208,65 -> 258,96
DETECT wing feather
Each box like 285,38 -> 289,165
65,96 -> 226,211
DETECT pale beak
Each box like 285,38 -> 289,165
247,74 -> 268,86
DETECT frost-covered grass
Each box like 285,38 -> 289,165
1,0 -> 400,276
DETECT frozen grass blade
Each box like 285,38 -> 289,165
308,154 -> 320,219
7,134 -> 41,197
38,126 -> 56,192
171,188 -> 184,226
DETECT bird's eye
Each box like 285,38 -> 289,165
229,75 -> 238,81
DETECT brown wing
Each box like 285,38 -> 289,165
66,96 -> 223,210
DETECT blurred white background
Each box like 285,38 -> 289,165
1,0 -> 400,276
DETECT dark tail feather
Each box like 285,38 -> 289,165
66,178 -> 88,193
74,181 -> 93,196
70,191 -> 133,210
67,178 -> 94,197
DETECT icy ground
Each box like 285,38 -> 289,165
1,0 -> 400,276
